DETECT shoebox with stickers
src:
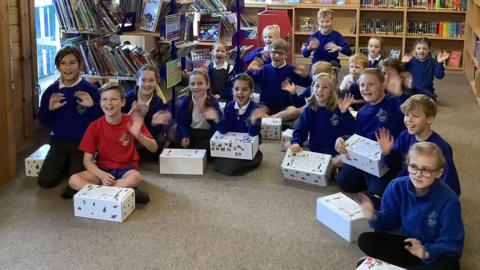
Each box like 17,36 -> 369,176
159,148 -> 206,175
25,144 -> 50,177
74,184 -> 135,223
261,118 -> 282,140
281,129 -> 309,151
340,134 -> 389,177
281,149 -> 332,186
210,131 -> 259,160
356,257 -> 406,270
316,192 -> 373,242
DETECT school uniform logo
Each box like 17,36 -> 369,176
330,113 -> 340,126
426,210 -> 439,227
376,108 -> 388,123
76,104 -> 87,114
119,132 -> 131,147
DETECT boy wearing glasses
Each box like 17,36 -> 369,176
356,142 -> 464,270
247,38 -> 311,121
375,94 -> 460,196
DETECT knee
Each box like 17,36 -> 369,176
357,232 -> 373,254
37,176 -> 57,189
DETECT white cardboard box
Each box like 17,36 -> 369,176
356,257 -> 406,270
316,192 -> 373,242
210,131 -> 259,160
219,101 -> 226,113
281,129 -> 294,151
281,149 -> 332,186
74,184 -> 135,223
340,134 -> 389,177
252,93 -> 260,103
159,148 -> 206,175
261,118 -> 282,140
25,144 -> 50,177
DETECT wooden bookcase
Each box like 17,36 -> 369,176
464,0 -> 480,105
245,1 -> 466,71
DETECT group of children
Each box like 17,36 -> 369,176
36,7 -> 464,269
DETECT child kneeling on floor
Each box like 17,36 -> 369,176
67,82 -> 158,204
213,74 -> 266,175
356,142 -> 464,270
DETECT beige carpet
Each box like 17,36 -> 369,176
0,72 -> 479,270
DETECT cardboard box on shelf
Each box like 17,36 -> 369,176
74,184 -> 135,223
159,148 -> 206,175
340,134 -> 389,177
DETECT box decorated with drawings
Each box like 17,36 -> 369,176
74,184 -> 135,223
159,148 -> 206,175
316,192 -> 373,242
356,257 -> 406,270
281,148 -> 332,186
210,131 -> 259,160
25,144 -> 50,177
281,129 -> 294,151
340,134 -> 389,177
261,117 -> 282,140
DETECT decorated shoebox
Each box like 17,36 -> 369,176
252,93 -> 260,103
281,149 -> 332,186
316,192 -> 373,242
74,184 -> 135,223
281,129 -> 294,151
210,131 -> 259,160
340,134 -> 389,177
25,144 -> 50,177
159,148 -> 206,175
261,117 -> 282,140
356,257 -> 406,270
219,101 -> 226,113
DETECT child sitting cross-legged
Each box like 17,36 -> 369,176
68,82 -> 158,204
356,142 -> 464,270
286,73 -> 355,168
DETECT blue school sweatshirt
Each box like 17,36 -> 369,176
38,79 -> 101,140
370,176 -> 464,264
175,94 -> 222,140
382,130 -> 461,196
243,47 -> 272,65
291,106 -> 355,156
405,57 -> 444,95
123,87 -> 170,136
247,64 -> 312,110
302,30 -> 352,64
217,100 -> 261,137
356,94 -> 405,140
207,62 -> 235,101
290,86 -> 312,108
368,56 -> 383,68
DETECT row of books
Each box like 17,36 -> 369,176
358,47 -> 401,59
53,0 -> 125,33
360,19 -> 403,35
360,0 -> 403,8
407,0 -> 467,10
139,0 -> 193,32
192,0 -> 233,13
407,20 -> 464,38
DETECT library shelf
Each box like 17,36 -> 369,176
359,34 -> 404,38
406,9 -> 466,13
405,35 -> 464,41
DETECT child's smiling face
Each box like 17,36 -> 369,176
213,44 -> 227,62
189,74 -> 210,99
312,79 -> 332,106
318,16 -> 333,34
100,89 -> 125,118
58,54 -> 81,86
233,79 -> 252,107
359,73 -> 385,104
368,38 -> 382,58
414,42 -> 430,60
138,70 -> 157,97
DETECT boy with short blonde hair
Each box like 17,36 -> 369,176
303,8 -> 352,68
340,53 -> 369,110
244,24 -> 281,69
376,94 -> 460,196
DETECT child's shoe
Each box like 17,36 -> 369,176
60,186 -> 77,199
134,188 -> 150,204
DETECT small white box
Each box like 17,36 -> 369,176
159,148 -> 206,175
219,101 -> 226,113
252,93 -> 260,103
340,134 -> 389,177
281,129 -> 294,151
74,184 -> 135,223
316,192 -> 373,242
25,144 -> 50,177
210,131 -> 259,160
261,118 -> 282,140
281,149 -> 332,186
356,257 -> 406,270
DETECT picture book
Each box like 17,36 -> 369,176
140,0 -> 163,32
198,23 -> 220,41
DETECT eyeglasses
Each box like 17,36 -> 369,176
407,163 -> 441,177
269,50 -> 286,55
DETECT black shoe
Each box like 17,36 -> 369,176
60,186 -> 77,199
134,188 -> 150,204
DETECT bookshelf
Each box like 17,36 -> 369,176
464,0 -> 480,105
245,0 -> 466,71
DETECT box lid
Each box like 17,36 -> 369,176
74,184 -> 133,201
211,131 -> 257,144
318,192 -> 365,220
28,144 -> 50,159
345,134 -> 382,160
160,148 -> 206,158
282,149 -> 331,175
261,117 -> 282,125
